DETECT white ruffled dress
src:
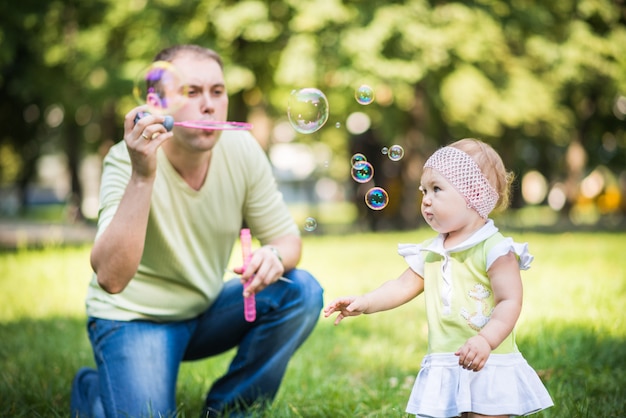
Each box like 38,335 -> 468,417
398,220 -> 553,417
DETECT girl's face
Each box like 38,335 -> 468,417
419,168 -> 483,238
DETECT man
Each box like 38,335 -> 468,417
70,44 -> 323,418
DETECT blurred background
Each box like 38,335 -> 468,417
1,0 -> 625,240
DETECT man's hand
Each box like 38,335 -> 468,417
125,107 -> 173,179
235,246 -> 285,297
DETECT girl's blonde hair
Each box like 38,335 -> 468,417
449,138 -> 514,212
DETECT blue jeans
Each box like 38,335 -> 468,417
70,269 -> 323,418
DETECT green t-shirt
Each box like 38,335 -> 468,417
86,130 -> 299,321
398,221 -> 533,354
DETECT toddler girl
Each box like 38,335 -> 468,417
325,138 -> 553,417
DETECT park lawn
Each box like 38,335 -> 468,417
1,229 -> 625,417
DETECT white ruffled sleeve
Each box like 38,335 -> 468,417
486,237 -> 534,271
398,243 -> 426,277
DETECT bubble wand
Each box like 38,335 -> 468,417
133,62 -> 252,132
240,228 -> 256,322
134,112 -> 252,131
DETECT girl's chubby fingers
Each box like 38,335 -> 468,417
323,297 -> 354,316
331,313 -> 346,326
324,306 -> 349,325
324,297 -> 362,326
322,304 -> 340,317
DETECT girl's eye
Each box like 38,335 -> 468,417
418,186 -> 426,195
433,186 -> 441,192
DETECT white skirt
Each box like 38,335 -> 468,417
406,353 -> 553,417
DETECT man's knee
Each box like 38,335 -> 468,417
286,269 -> 324,312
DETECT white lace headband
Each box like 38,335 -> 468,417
424,146 -> 499,219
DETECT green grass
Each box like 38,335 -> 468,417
1,230 -> 625,417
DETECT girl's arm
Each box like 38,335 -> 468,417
455,251 -> 523,371
324,267 -> 424,325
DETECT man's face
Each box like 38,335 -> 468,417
167,52 -> 230,148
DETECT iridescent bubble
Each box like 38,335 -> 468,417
133,61 -> 188,116
365,187 -> 389,210
304,217 -> 318,232
335,122 -> 341,128
388,144 -> 405,161
351,161 -> 374,183
287,88 -> 329,134
350,153 -> 367,167
355,85 -> 375,105
381,147 -> 389,155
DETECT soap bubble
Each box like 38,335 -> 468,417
381,147 -> 389,155
133,61 -> 188,116
350,153 -> 367,167
287,88 -> 329,134
355,85 -> 375,105
365,187 -> 389,210
304,217 -> 318,232
388,145 -> 405,161
351,161 -> 374,183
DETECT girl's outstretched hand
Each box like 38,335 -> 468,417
324,296 -> 369,325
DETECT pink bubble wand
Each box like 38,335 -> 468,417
173,120 -> 253,131
134,112 -> 253,131
240,228 -> 256,322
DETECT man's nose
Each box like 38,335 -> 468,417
200,92 -> 215,113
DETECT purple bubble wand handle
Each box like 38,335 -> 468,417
240,228 -> 256,322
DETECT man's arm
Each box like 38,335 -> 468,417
264,233 -> 301,272
90,175 -> 154,294
91,109 -> 172,294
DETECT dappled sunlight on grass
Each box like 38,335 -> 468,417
518,232 -> 625,335
0,246 -> 92,321
518,322 -> 626,418
300,229 -> 431,298
1,230 -> 625,416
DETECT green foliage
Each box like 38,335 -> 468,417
0,1 -> 625,222
1,231 -> 625,416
